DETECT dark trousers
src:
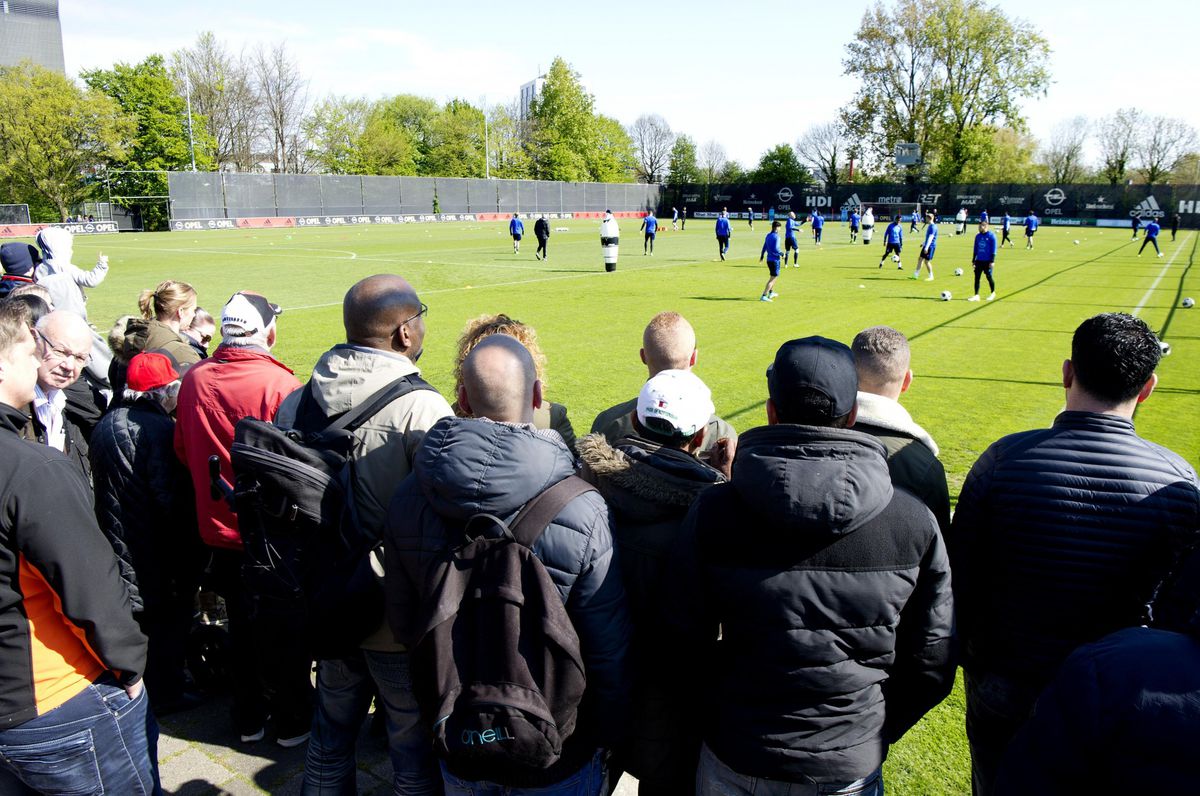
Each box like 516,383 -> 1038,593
1001,229 -> 1011,245
536,237 -> 548,258
965,671 -> 1041,796
208,549 -> 313,736
974,261 -> 995,293
1138,237 -> 1161,255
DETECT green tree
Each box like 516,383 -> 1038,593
371,94 -> 439,172
842,0 -> 1050,182
424,98 -> 485,178
0,62 -> 132,221
957,126 -> 1043,183
750,144 -> 811,185
718,160 -> 748,184
170,32 -> 260,171
359,104 -> 419,175
528,57 -> 596,182
668,134 -> 700,185
487,102 -> 531,179
589,114 -> 635,182
83,54 -> 214,230
302,95 -> 369,174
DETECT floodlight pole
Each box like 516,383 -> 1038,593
482,95 -> 490,179
185,73 -> 197,172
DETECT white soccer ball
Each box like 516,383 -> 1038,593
1074,240 -> 1080,245
954,268 -> 964,276
892,254 -> 900,263
941,290 -> 952,301
1160,341 -> 1172,356
1183,297 -> 1195,308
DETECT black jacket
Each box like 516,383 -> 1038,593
949,411 -> 1200,684
385,417 -> 631,785
21,393 -> 91,486
663,424 -> 954,783
89,398 -> 202,614
0,402 -> 146,728
534,217 -> 550,240
577,432 -> 725,785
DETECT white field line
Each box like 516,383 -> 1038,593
99,244 -> 560,272
1132,232 -> 1193,317
286,260 -> 687,312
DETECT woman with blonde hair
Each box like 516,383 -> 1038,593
126,280 -> 201,369
452,313 -> 576,450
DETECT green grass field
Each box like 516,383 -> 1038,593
52,217 -> 1200,793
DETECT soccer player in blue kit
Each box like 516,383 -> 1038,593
811,210 -> 824,246
785,212 -> 802,265
968,220 -> 998,302
849,209 -> 861,243
1138,218 -> 1164,257
913,210 -> 938,280
641,211 -> 658,255
1000,211 -> 1014,248
878,214 -> 904,270
509,212 -> 524,253
760,221 -> 784,302
715,211 -> 732,260
909,209 -> 921,233
1024,210 -> 1039,249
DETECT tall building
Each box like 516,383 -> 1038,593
0,0 -> 66,73
519,75 -> 545,120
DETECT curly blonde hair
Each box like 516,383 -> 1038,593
453,314 -> 548,395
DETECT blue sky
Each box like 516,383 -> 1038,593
61,0 -> 1199,169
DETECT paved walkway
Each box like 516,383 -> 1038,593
157,696 -> 637,794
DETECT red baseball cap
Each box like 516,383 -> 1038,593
126,352 -> 180,391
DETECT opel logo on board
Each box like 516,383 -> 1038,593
778,187 -> 794,202
1044,188 -> 1066,206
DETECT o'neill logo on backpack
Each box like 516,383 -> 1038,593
1131,195 -> 1165,219
461,727 -> 515,745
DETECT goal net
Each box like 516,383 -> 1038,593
0,204 -> 31,225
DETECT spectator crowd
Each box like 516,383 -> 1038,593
1,228 -> 1198,796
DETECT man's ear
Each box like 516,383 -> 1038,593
639,348 -> 647,366
846,401 -> 858,428
766,398 -> 779,425
266,325 -> 277,349
457,384 -> 473,417
1062,359 -> 1073,389
900,369 -> 913,394
532,379 -> 544,410
689,348 -> 698,368
1136,373 -> 1158,404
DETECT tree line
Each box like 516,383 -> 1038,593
0,0 -> 1196,226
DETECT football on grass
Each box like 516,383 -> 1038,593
1184,297 -> 1195,308
941,290 -> 952,301
954,268 -> 964,276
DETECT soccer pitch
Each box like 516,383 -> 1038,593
70,217 -> 1198,793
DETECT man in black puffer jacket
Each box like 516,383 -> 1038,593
90,352 -> 204,713
949,312 -> 1200,796
385,335 -> 630,795
663,336 -> 954,795
577,369 -> 730,795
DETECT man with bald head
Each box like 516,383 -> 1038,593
386,334 -> 630,795
20,310 -> 96,483
590,311 -> 736,460
276,274 -> 452,794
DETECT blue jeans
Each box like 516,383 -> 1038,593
302,649 -> 440,795
695,744 -> 882,796
0,678 -> 159,795
440,750 -> 608,796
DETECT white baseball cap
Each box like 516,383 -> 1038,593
636,369 -> 715,438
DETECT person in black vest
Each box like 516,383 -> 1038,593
950,312 -> 1200,796
663,336 -> 954,795
534,214 -> 550,261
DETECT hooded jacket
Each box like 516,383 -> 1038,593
34,227 -> 108,319
663,424 -> 954,783
577,432 -> 724,786
90,397 -> 201,615
385,416 -> 631,785
275,344 -> 453,650
0,402 -> 146,728
853,391 -> 950,535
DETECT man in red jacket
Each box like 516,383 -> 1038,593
174,291 -> 309,747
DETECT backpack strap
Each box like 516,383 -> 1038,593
507,475 -> 596,549
323,374 -> 437,434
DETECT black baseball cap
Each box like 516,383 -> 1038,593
767,336 -> 858,419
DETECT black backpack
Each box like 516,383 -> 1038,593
230,374 -> 435,659
410,475 -> 595,784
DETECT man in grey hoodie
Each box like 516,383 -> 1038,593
276,274 -> 453,795
850,325 -> 950,534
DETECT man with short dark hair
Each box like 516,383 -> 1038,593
534,214 -> 550,261
276,274 -> 452,795
851,325 -> 950,534
665,336 -> 954,795
950,312 -> 1200,796
0,300 -> 156,795
385,334 -> 631,795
